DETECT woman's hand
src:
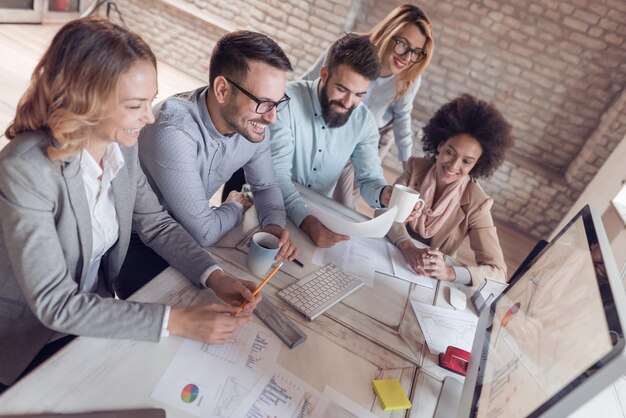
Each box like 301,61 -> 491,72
398,242 -> 456,281
207,269 -> 262,314
398,240 -> 430,275
420,248 -> 456,281
168,303 -> 252,344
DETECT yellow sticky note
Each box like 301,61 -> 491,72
371,379 -> 412,411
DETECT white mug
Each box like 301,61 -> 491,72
388,184 -> 425,223
247,232 -> 280,277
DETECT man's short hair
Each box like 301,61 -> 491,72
324,33 -> 381,81
209,30 -> 293,85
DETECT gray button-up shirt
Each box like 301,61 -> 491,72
138,87 -> 286,246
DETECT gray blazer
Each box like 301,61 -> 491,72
0,131 -> 218,385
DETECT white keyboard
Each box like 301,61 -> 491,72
278,264 -> 364,321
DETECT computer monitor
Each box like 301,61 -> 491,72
456,205 -> 626,417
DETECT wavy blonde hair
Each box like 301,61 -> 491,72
367,4 -> 435,101
5,16 -> 156,160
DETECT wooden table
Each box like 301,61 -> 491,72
0,186 -> 624,417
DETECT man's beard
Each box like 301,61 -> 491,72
320,83 -> 356,128
222,97 -> 265,143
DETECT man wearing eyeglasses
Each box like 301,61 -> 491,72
270,33 -> 393,248
117,31 -> 298,299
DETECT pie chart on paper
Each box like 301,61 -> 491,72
181,383 -> 199,403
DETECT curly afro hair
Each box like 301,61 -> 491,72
421,94 -> 514,179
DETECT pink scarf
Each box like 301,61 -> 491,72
410,164 -> 470,239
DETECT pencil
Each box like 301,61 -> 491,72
235,262 -> 283,316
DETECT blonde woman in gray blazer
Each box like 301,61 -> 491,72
0,17 -> 259,387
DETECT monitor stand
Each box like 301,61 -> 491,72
434,376 -> 464,418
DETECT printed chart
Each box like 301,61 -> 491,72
411,301 -> 478,354
151,323 -> 280,418
232,365 -> 320,418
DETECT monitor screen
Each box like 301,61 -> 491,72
462,205 -> 625,418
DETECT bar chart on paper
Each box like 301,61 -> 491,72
233,365 -> 320,418
249,375 -> 295,416
200,327 -> 271,368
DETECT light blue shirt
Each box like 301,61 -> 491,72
269,79 -> 388,227
303,50 -> 422,161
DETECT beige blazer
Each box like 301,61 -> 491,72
387,157 -> 507,285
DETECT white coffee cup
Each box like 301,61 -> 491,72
247,232 -> 280,277
388,184 -> 425,223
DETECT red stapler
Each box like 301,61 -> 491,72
438,346 -> 471,376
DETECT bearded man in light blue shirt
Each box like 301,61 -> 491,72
270,34 -> 393,248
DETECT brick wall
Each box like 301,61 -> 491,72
112,0 -> 230,81
356,0 -> 626,170
113,0 -> 350,81
111,0 -> 626,239
565,88 -> 626,191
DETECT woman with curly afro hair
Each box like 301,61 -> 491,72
387,94 -> 514,285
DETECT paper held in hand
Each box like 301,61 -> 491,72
308,202 -> 397,238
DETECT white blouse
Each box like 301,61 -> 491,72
80,143 -> 123,293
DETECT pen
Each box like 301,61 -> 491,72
493,302 -> 520,348
293,258 -> 304,268
235,262 -> 283,316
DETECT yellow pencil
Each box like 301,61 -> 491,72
235,262 -> 283,316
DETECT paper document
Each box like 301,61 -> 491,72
232,364 -> 320,418
310,386 -> 379,418
312,236 -> 393,286
411,301 -> 478,354
388,243 -> 435,289
312,237 -> 436,289
309,203 -> 397,238
151,323 -> 280,418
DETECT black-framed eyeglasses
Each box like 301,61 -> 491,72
392,37 -> 427,64
224,77 -> 290,114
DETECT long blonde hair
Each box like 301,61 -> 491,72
5,16 -> 156,160
367,4 -> 435,101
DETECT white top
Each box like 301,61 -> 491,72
81,144 -> 173,336
80,144 -> 123,293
